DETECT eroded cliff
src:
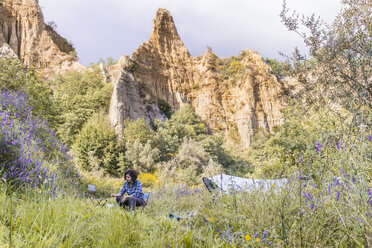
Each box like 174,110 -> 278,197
109,8 -> 286,148
0,0 -> 83,77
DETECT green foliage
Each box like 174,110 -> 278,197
122,118 -> 152,145
97,57 -> 117,67
281,0 -> 371,110
51,67 -> 112,145
157,99 -> 172,119
247,106 -> 371,179
125,139 -> 160,173
158,138 -> 222,185
72,113 -> 124,175
153,104 -> 208,160
0,58 -> 57,127
264,58 -> 293,80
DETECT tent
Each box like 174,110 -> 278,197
208,174 -> 288,193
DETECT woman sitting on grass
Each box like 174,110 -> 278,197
110,169 -> 145,210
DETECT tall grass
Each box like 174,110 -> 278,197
0,174 -> 370,247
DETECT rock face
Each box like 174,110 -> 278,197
0,0 -> 83,77
109,8 -> 286,148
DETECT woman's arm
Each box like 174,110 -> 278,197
110,182 -> 127,197
110,193 -> 121,197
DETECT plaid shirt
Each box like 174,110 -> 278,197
119,180 -> 144,200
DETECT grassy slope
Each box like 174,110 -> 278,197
1,177 -> 370,247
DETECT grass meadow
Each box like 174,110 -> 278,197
1,172 -> 371,247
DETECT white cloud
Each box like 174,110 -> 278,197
38,0 -> 341,65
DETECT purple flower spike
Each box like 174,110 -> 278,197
337,142 -> 341,150
336,191 -> 341,201
368,135 -> 372,142
316,142 -> 322,153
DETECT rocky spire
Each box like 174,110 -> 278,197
111,8 -> 285,148
148,8 -> 190,56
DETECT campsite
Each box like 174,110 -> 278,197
0,0 -> 371,247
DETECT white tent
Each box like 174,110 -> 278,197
209,174 -> 288,193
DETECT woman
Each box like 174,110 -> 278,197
110,169 -> 145,210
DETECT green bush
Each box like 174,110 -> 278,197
153,104 -> 209,160
125,139 -> 160,173
0,58 -> 57,127
122,118 -> 153,145
72,113 -> 124,175
158,138 -> 222,185
157,99 -> 172,119
264,58 -> 293,80
51,67 -> 112,146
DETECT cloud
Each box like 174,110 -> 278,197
39,0 -> 341,65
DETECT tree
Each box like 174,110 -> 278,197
125,139 -> 160,173
158,138 -> 222,185
153,104 -> 208,160
72,113 -> 124,175
52,67 -> 112,145
122,118 -> 152,145
280,0 -> 371,111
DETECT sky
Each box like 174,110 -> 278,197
38,0 -> 342,66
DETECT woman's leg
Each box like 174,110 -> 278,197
116,196 -> 124,207
128,197 -> 145,211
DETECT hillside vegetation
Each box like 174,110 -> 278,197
0,0 -> 371,247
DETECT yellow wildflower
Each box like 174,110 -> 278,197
272,184 -> 275,187
245,235 -> 251,241
209,217 -> 214,222
256,238 -> 260,242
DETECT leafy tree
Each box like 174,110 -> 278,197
246,107 -> 363,179
280,0 -> 371,112
72,113 -> 124,175
51,67 -> 112,145
125,139 -> 160,173
264,58 -> 293,80
122,118 -> 153,145
158,138 -> 222,185
97,57 -> 117,67
271,0 -> 372,182
153,104 -> 208,160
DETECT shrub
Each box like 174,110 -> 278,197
125,139 -> 160,173
264,58 -> 292,80
51,68 -> 112,146
72,113 -> 124,175
0,58 -> 57,128
138,173 -> 159,188
153,104 -> 208,160
0,90 -> 78,191
122,118 -> 152,145
158,138 -> 222,185
157,99 -> 172,119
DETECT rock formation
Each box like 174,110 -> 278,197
0,0 -> 83,77
109,8 -> 286,148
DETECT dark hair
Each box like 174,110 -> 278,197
124,169 -> 138,182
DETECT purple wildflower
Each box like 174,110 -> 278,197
337,142 -> 341,150
368,135 -> 372,142
336,191 -> 341,201
316,142 -> 322,152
